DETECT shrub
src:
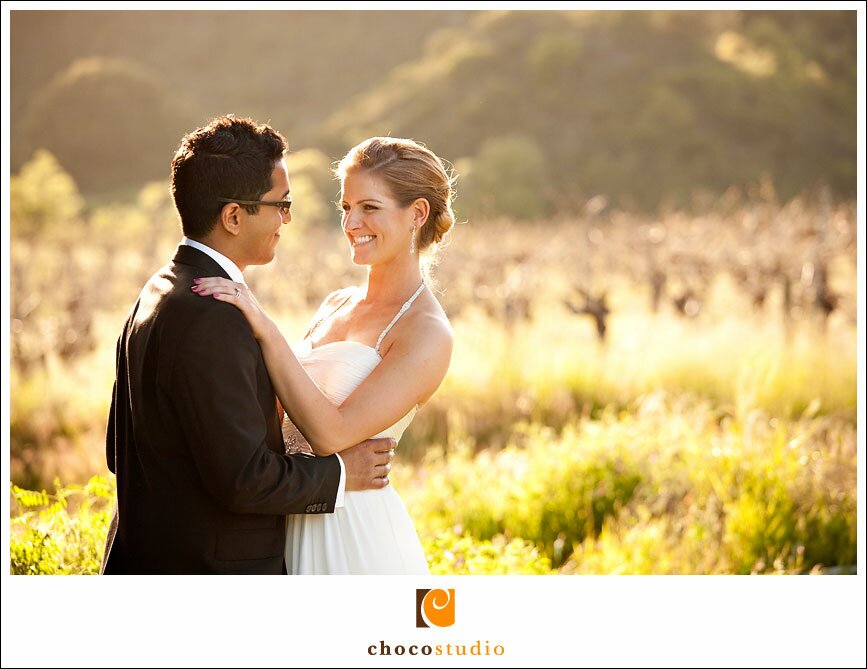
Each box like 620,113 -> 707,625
10,476 -> 114,575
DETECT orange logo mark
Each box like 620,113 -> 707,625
416,588 -> 455,628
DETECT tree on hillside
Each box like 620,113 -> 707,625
457,135 -> 551,220
21,57 -> 196,193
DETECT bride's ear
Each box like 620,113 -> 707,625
411,198 -> 430,229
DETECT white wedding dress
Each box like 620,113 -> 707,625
282,284 -> 430,575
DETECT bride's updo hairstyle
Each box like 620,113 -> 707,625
336,137 -> 456,267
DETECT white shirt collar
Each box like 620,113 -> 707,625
181,238 -> 246,285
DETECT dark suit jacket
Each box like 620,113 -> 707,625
101,244 -> 341,574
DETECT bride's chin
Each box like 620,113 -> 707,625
349,248 -> 372,266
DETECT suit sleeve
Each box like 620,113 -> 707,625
105,327 -> 126,476
171,304 -> 341,515
106,380 -> 117,475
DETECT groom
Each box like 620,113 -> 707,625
101,115 -> 394,574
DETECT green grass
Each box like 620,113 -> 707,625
395,393 -> 856,574
12,392 -> 855,575
10,476 -> 114,575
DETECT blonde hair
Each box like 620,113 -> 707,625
336,137 -> 456,280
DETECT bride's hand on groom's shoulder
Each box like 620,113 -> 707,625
191,277 -> 275,340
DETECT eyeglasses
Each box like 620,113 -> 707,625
217,197 -> 292,216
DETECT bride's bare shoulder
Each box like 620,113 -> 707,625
304,286 -> 359,335
316,286 -> 359,312
405,292 -> 454,346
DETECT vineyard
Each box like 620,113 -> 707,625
9,151 -> 857,574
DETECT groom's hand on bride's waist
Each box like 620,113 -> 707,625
341,438 -> 396,491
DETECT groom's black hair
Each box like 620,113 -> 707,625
170,115 -> 287,239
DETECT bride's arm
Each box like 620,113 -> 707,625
192,278 -> 453,456
259,317 -> 451,455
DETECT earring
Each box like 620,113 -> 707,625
410,225 -> 417,255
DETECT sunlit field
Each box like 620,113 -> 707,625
10,162 -> 857,574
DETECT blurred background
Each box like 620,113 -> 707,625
9,10 -> 858,574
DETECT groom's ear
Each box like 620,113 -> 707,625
218,202 -> 243,237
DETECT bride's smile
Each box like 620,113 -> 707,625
352,234 -> 376,246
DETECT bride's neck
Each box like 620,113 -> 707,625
362,260 -> 423,306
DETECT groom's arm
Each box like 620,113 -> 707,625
171,305 -> 342,515
106,320 -> 130,476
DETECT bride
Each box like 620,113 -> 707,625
192,137 -> 455,574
